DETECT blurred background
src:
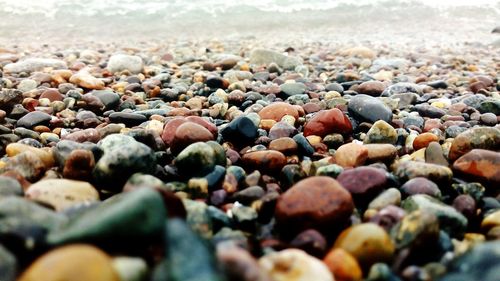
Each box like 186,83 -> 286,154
0,0 -> 499,46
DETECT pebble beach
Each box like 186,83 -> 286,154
0,1 -> 500,281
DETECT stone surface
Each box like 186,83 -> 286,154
337,166 -> 387,203
242,150 -> 287,174
394,161 -> 453,184
17,111 -> 52,128
323,248 -> 362,281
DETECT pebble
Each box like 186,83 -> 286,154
400,177 -> 442,198
334,223 -> 395,270
364,120 -> 397,144
47,188 -> 166,245
348,94 -> 393,123
17,111 -> 52,128
258,102 -> 299,121
425,141 -> 448,166
250,49 -> 303,70
323,248 -> 362,281
4,58 -> 67,73
394,161 -> 453,184
402,194 -> 467,235
259,249 -> 334,281
364,144 -> 398,163
303,108 -> 352,137
337,166 -> 388,203
275,176 -> 354,235
280,82 -> 307,97
0,245 -> 16,281
26,179 -> 99,211
334,142 -> 368,168
412,132 -> 439,150
18,244 -> 119,281
175,141 -> 225,178
107,54 -> 143,74
357,81 -> 386,96
448,127 -> 500,161
242,150 -> 287,174
453,149 -> 500,185
93,134 -> 157,191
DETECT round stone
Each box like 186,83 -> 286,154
337,166 -> 388,202
303,108 -> 352,137
258,102 -> 299,122
357,81 -> 386,96
348,94 -> 392,123
275,176 -> 354,235
241,150 -> 287,174
412,132 -> 439,151
334,223 -> 395,270
170,122 -> 215,154
453,149 -> 500,186
400,177 -> 442,198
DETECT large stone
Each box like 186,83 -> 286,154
18,244 -> 119,281
25,179 -> 99,211
47,188 -> 166,245
275,176 -> 354,235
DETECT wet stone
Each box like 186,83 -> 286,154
16,111 -> 52,128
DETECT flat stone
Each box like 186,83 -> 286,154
25,179 -> 99,211
357,80 -> 386,96
400,177 -> 442,198
280,82 -> 307,97
425,142 -> 448,166
4,58 -> 67,73
69,70 -> 105,90
17,111 -> 52,128
250,49 -> 303,70
394,161 -> 453,184
365,144 -> 398,163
